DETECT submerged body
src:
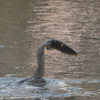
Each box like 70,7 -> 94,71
16,39 -> 77,86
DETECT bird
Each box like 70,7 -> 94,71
16,39 -> 78,86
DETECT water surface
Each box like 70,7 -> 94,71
0,0 -> 100,100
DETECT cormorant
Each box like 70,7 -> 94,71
16,39 -> 78,86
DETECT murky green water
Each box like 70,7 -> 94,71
0,0 -> 100,100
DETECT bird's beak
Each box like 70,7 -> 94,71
46,50 -> 49,53
45,46 -> 49,53
45,46 -> 49,55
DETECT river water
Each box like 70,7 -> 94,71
0,0 -> 100,100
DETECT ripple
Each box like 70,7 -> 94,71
0,77 -> 99,99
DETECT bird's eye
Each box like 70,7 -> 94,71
45,45 -> 50,50
47,45 -> 51,50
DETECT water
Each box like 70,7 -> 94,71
0,0 -> 100,99
0,77 -> 99,99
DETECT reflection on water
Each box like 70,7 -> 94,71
0,0 -> 100,99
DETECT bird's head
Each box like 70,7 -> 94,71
44,39 -> 78,57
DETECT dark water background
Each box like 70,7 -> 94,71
0,0 -> 100,100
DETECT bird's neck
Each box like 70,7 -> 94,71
36,53 -> 45,78
30,48 -> 45,79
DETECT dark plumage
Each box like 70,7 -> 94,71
45,39 -> 77,56
16,39 -> 77,86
